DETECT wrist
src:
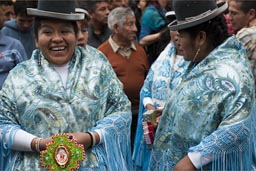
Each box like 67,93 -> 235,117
86,131 -> 100,148
31,137 -> 36,151
31,137 -> 42,153
86,132 -> 94,148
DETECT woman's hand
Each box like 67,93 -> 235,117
39,136 -> 53,151
154,108 -> 163,126
143,106 -> 163,132
68,132 -> 100,149
173,155 -> 196,171
67,132 -> 93,149
142,107 -> 163,146
31,136 -> 53,152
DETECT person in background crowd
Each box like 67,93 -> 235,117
98,7 -> 149,151
228,0 -> 256,94
86,0 -> 111,48
216,0 -> 234,34
1,0 -> 37,57
228,0 -> 254,33
109,0 -> 129,10
132,26 -> 188,170
139,0 -> 170,66
75,8 -> 90,49
0,29 -> 27,90
165,0 -> 173,11
0,0 -> 27,89
149,0 -> 255,170
0,0 -> 133,170
129,0 -> 148,39
75,7 -> 103,56
0,0 -> 15,28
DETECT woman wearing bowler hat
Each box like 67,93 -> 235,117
0,0 -> 133,170
148,0 -> 255,171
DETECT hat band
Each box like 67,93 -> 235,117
177,9 -> 214,24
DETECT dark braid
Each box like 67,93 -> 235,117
182,14 -> 230,49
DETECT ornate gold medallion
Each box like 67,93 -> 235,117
40,133 -> 85,171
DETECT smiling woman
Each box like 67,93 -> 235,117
34,19 -> 77,66
0,0 -> 133,171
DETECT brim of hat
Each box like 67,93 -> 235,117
75,8 -> 90,20
165,11 -> 175,18
169,2 -> 228,31
27,8 -> 84,21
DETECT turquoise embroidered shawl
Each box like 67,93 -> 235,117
0,47 -> 133,170
149,36 -> 255,170
132,43 -> 188,170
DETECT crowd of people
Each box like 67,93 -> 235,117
0,0 -> 256,170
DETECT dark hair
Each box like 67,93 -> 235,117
33,17 -> 78,38
14,0 -> 37,17
180,14 -> 230,49
231,0 -> 256,13
0,0 -> 14,6
147,0 -> 159,7
84,0 -> 109,13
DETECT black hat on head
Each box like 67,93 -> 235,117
27,0 -> 84,21
165,11 -> 176,24
168,0 -> 228,31
75,8 -> 90,20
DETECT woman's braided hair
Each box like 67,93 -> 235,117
182,14 -> 230,49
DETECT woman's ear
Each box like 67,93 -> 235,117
198,31 -> 206,46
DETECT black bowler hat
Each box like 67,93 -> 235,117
165,11 -> 176,24
27,0 -> 84,21
169,0 -> 228,31
75,8 -> 90,20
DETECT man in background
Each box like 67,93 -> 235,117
98,7 -> 149,150
1,0 -> 37,57
0,0 -> 15,28
109,0 -> 129,10
229,0 -> 256,93
86,0 -> 111,48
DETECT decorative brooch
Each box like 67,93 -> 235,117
40,133 -> 85,171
